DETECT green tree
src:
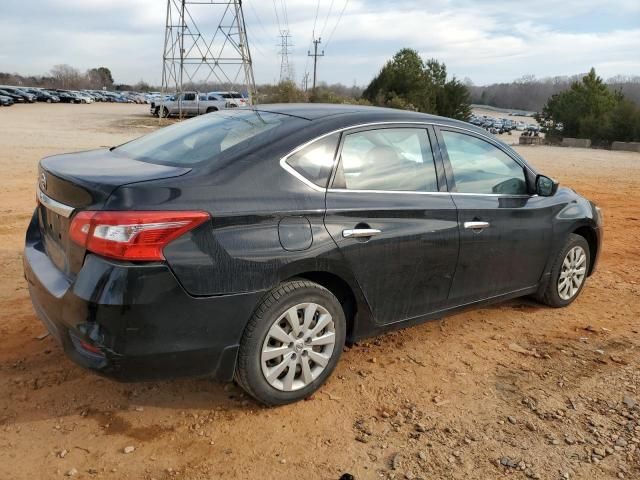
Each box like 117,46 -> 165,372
540,68 -> 640,144
362,49 -> 471,120
87,67 -> 114,89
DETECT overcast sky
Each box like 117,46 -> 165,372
1,0 -> 639,87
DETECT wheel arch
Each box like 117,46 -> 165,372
572,225 -> 598,276
281,270 -> 368,342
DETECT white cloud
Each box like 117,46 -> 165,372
0,0 -> 638,86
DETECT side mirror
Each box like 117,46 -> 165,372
536,174 -> 559,196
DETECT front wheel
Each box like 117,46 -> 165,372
536,233 -> 590,307
235,280 -> 346,406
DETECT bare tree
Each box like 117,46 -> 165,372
50,64 -> 83,89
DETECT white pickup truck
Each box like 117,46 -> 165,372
150,91 -> 248,117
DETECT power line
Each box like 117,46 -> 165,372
246,1 -> 271,39
304,0 -> 322,83
271,0 -> 282,32
279,0 -> 289,30
324,0 -> 349,50
319,0 -> 336,38
311,0 -> 321,36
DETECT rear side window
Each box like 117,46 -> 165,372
183,93 -> 196,101
114,110 -> 287,166
208,95 -> 219,101
441,130 -> 527,195
337,128 -> 438,192
285,133 -> 339,188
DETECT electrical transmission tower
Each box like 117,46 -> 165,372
161,0 -> 257,115
307,37 -> 324,91
278,30 -> 293,83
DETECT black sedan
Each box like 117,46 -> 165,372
24,104 -> 602,405
47,90 -> 78,103
0,86 -> 35,103
0,95 -> 14,106
0,89 -> 25,103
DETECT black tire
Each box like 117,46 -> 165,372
161,107 -> 169,118
536,233 -> 590,308
235,280 -> 346,406
205,107 -> 218,113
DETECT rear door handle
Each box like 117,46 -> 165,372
342,228 -> 382,238
464,221 -> 490,230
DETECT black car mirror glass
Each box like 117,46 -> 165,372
536,175 -> 558,196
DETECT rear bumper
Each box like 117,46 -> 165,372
23,217 -> 264,382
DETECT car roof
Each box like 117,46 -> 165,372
252,103 -> 485,133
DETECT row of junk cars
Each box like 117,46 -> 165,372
0,85 -> 158,106
468,114 -> 543,136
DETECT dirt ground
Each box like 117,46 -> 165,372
0,103 -> 639,480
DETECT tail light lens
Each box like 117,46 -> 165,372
69,211 -> 210,261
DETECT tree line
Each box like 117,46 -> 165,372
4,56 -> 638,145
0,65 -> 116,91
469,74 -> 640,112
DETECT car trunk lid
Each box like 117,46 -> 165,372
37,149 -> 190,275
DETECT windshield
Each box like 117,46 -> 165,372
114,110 -> 287,166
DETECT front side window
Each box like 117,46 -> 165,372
285,133 -> 339,188
441,130 -> 527,195
338,128 -> 438,192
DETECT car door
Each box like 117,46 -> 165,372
324,125 -> 459,325
435,127 -> 553,305
180,92 -> 197,115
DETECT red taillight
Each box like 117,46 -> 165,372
69,211 -> 210,261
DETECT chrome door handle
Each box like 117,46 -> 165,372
342,228 -> 382,238
464,221 -> 490,230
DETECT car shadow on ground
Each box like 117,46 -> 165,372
1,294 -> 548,429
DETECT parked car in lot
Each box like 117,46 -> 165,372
0,89 -> 26,103
23,88 -> 60,103
47,90 -> 79,104
24,104 -> 602,405
209,91 -> 249,108
0,86 -> 36,103
0,95 -> 14,106
72,91 -> 94,103
151,91 -> 226,117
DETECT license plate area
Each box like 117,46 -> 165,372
38,204 -> 71,273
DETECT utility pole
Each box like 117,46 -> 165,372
307,37 -> 324,92
302,72 -> 309,92
278,30 -> 293,83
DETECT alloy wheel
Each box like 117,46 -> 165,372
557,246 -> 587,300
261,302 -> 336,392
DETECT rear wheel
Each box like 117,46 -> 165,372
205,107 -> 218,113
536,233 -> 590,307
161,107 -> 169,118
235,280 -> 346,406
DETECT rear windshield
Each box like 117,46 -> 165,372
114,110 -> 286,166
